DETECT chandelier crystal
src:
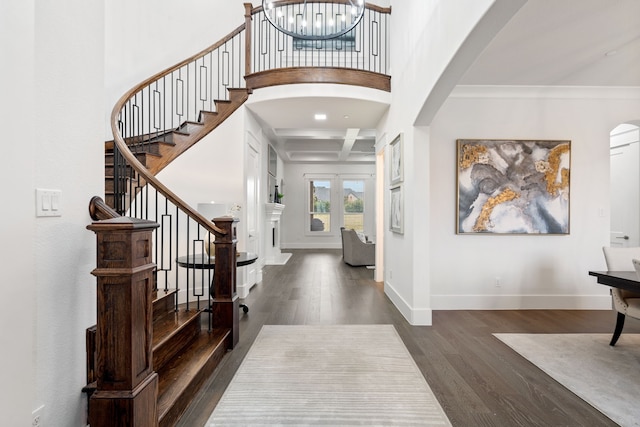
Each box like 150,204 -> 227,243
262,0 -> 365,41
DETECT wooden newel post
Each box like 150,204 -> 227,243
212,216 -> 239,348
86,217 -> 160,427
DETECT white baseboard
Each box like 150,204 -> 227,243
384,281 -> 433,326
431,294 -> 612,310
383,286 -> 612,325
282,243 -> 342,249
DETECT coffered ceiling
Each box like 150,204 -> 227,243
246,96 -> 389,164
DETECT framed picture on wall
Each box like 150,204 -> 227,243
456,139 -> 571,234
390,185 -> 403,234
390,133 -> 403,185
268,145 -> 277,177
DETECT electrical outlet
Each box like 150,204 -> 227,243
32,405 -> 44,427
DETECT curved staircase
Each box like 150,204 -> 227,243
87,2 -> 391,426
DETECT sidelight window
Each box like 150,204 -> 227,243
342,180 -> 365,233
308,179 -> 331,233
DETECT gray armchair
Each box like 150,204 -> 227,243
340,227 -> 375,267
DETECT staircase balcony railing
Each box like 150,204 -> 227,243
244,2 -> 391,91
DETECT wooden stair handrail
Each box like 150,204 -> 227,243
109,124 -> 227,236
89,196 -> 120,220
108,23 -> 247,237
115,23 -> 245,113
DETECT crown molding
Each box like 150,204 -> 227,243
451,85 -> 640,100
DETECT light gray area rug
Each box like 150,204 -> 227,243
494,333 -> 640,427
208,325 -> 451,426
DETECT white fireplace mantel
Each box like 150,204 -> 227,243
264,203 -> 291,265
265,203 -> 285,221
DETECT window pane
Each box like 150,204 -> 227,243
343,180 -> 364,232
309,180 -> 330,232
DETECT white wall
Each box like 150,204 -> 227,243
156,112 -> 245,230
1,1 -> 36,425
429,86 -> 640,309
380,0 -> 515,325
105,0 -> 249,136
0,1 -> 107,426
281,163 -> 376,249
157,111 -> 245,212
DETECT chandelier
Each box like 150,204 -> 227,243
262,0 -> 366,41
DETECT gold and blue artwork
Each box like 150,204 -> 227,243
456,139 -> 570,234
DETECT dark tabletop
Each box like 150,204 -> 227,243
176,252 -> 258,269
589,270 -> 640,293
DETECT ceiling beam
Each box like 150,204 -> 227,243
339,128 -> 360,162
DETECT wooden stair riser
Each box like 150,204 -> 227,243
152,311 -> 202,372
153,290 -> 177,319
157,329 -> 230,427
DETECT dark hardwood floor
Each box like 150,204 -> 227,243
177,249 -> 639,426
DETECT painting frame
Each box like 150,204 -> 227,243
456,139 -> 571,235
390,133 -> 403,185
268,144 -> 277,177
390,184 -> 404,234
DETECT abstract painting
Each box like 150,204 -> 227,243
456,139 -> 570,234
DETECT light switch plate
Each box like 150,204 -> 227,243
36,189 -> 62,217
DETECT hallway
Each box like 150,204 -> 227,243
178,249 -> 635,426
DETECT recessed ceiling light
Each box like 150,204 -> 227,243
343,115 -> 350,119
314,113 -> 327,121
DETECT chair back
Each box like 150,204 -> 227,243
603,247 -> 640,302
633,259 -> 640,279
602,246 -> 640,271
340,227 -> 374,266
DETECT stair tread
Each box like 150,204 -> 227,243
153,309 -> 201,349
157,328 -> 230,422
